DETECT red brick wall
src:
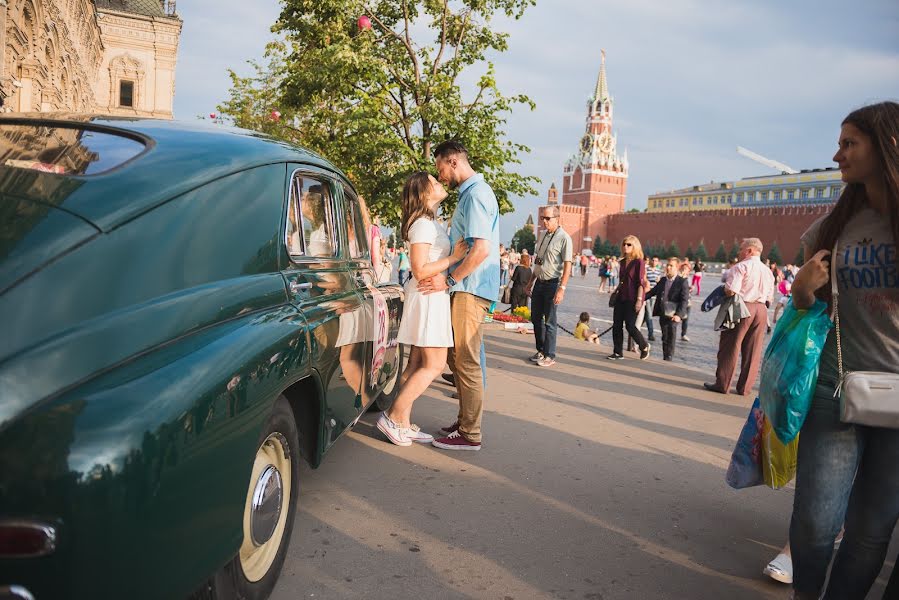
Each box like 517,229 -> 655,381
602,205 -> 832,262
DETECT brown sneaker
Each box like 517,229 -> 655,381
432,430 -> 481,451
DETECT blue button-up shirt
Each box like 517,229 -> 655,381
448,173 -> 500,301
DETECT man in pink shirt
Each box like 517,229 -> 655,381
704,237 -> 775,395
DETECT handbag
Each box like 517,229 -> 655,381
608,287 -> 619,308
832,241 -> 899,428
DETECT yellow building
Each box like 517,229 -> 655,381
647,168 -> 843,213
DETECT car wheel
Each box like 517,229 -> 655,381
372,343 -> 404,413
214,396 -> 300,600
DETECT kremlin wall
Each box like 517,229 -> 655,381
539,53 -> 836,264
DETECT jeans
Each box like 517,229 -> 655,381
530,279 -> 559,359
790,378 -> 899,599
681,304 -> 691,336
398,269 -> 410,286
500,269 -> 508,285
643,297 -> 655,338
612,298 -> 647,355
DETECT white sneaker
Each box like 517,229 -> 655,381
537,356 -> 556,367
763,552 -> 793,584
681,335 -> 691,342
377,412 -> 411,447
405,424 -> 434,444
528,351 -> 545,363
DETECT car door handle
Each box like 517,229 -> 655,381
289,281 -> 312,294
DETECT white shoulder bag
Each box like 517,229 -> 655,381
832,241 -> 899,428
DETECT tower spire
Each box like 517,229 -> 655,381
594,49 -> 609,102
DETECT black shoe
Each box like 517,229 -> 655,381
640,344 -> 651,360
663,356 -> 673,361
441,372 -> 455,386
647,335 -> 656,341
607,353 -> 624,360
703,382 -> 727,394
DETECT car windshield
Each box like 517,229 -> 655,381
0,123 -> 146,176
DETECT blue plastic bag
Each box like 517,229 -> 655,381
726,398 -> 765,489
759,298 -> 832,444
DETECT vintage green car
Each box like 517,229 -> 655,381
0,116 -> 404,599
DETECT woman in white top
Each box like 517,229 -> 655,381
376,172 -> 467,447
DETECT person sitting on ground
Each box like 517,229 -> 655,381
574,312 -> 601,344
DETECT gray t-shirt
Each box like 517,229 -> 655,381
802,207 -> 899,382
534,226 -> 573,280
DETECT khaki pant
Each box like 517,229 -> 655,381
446,292 -> 491,443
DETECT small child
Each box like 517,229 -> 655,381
574,312 -> 600,344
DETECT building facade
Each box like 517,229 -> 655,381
647,168 -> 842,213
545,51 -> 628,251
0,0 -> 181,117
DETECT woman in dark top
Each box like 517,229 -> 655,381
608,235 -> 650,360
509,253 -> 532,309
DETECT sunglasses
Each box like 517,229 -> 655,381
622,242 -> 633,247
541,215 -> 557,221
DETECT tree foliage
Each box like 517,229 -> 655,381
668,241 -> 681,258
685,244 -> 695,260
714,241 -> 727,263
794,245 -> 805,266
695,240 -> 708,262
218,0 -> 539,226
728,240 -> 740,261
767,242 -> 782,265
511,225 -> 535,254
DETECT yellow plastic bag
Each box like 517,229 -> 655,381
762,414 -> 799,489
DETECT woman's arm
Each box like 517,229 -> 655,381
409,239 -> 468,282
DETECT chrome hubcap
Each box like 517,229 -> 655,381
250,465 -> 283,547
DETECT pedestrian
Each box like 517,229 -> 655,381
579,252 -> 589,276
678,261 -> 693,341
703,237 -> 774,395
509,253 -> 532,309
607,235 -> 651,360
788,101 -> 899,600
608,256 -> 620,289
397,247 -> 411,286
598,256 -> 610,292
772,279 -> 792,324
644,255 -> 663,342
419,140 -> 500,452
500,244 -> 510,286
379,172 -> 468,446
526,205 -> 573,367
644,257 -> 690,361
574,312 -> 601,344
692,258 -> 705,295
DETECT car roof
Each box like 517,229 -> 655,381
0,114 -> 351,231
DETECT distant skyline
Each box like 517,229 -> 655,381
173,0 -> 899,243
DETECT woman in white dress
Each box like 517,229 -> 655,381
376,172 -> 467,447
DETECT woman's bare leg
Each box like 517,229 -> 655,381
387,346 -> 447,427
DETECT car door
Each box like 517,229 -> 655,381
280,166 -> 370,454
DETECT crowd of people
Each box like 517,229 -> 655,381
370,101 -> 897,598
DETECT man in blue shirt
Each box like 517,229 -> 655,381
418,140 -> 499,451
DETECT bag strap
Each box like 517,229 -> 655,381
831,239 -> 845,391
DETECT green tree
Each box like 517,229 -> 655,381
387,231 -> 397,249
714,241 -> 727,263
695,240 -> 708,262
794,245 -> 805,266
627,208 -> 640,213
592,237 -> 604,256
685,244 -> 695,260
219,0 -> 539,225
511,225 -> 535,254
667,241 -> 681,258
728,240 -> 740,261
767,242 -> 782,265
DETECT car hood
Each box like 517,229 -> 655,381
0,194 -> 99,295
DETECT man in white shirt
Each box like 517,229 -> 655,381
704,237 -> 775,395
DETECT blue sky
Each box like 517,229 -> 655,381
173,0 -> 899,242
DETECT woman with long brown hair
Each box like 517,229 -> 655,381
607,235 -> 650,360
376,172 -> 467,447
509,253 -> 532,309
788,101 -> 899,599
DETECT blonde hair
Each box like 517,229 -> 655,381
621,235 -> 645,260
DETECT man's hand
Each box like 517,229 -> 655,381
672,315 -> 681,323
554,288 -> 565,305
418,273 -> 449,295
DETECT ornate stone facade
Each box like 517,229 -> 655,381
0,0 -> 181,117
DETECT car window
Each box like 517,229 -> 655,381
344,188 -> 369,260
285,172 -> 336,258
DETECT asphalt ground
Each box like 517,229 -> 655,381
271,326 -> 896,600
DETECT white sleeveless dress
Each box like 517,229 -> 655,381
397,217 -> 453,348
